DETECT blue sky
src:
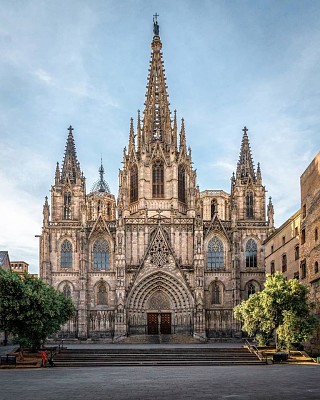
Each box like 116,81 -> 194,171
1,0 -> 320,274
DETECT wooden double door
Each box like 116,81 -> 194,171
147,313 -> 171,335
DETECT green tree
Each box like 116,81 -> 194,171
0,269 -> 75,349
234,272 -> 318,350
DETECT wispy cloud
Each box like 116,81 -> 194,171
34,68 -> 55,85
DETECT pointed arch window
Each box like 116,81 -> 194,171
246,239 -> 257,268
63,283 -> 71,298
152,160 -> 164,198
60,240 -> 72,268
178,165 -> 186,203
63,192 -> 72,220
207,237 -> 224,269
130,164 -> 138,203
93,239 -> 110,270
97,282 -> 107,305
211,199 -> 217,219
246,192 -> 254,219
247,283 -> 256,297
212,283 -> 221,304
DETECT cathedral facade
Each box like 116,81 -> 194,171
39,20 -> 274,340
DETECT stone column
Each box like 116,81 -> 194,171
114,231 -> 127,338
77,229 -> 88,339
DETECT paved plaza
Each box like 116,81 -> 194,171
0,364 -> 319,400
1,343 -> 319,399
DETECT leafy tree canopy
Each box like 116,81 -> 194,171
0,269 -> 75,349
234,272 -> 318,349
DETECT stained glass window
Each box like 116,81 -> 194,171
207,237 -> 224,268
178,165 -> 186,203
63,192 -> 72,220
212,283 -> 220,304
130,164 -> 138,203
93,239 -> 109,270
61,240 -> 72,268
248,283 -> 256,297
152,160 -> 164,198
246,239 -> 257,268
246,192 -> 254,219
97,282 -> 107,305
63,283 -> 71,298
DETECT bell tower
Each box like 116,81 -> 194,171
230,126 -> 266,221
51,125 -> 86,223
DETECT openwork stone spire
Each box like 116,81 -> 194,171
61,125 -> 82,184
91,158 -> 111,193
236,126 -> 256,184
142,16 -> 172,145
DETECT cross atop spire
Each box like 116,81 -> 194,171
153,13 -> 159,36
242,126 -> 248,135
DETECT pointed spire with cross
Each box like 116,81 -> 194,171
236,126 -> 256,184
91,157 -> 111,193
61,125 -> 82,184
142,14 -> 172,146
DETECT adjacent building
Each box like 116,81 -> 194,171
265,210 -> 300,280
10,261 -> 29,275
300,152 -> 320,312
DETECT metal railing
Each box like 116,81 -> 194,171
244,339 -> 269,364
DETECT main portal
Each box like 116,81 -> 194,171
147,313 -> 171,334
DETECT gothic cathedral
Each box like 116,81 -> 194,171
39,19 -> 274,340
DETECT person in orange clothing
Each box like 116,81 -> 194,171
41,350 -> 48,367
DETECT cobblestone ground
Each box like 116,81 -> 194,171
0,365 -> 319,400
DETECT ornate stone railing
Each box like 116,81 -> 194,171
200,190 -> 229,198
49,221 -> 81,227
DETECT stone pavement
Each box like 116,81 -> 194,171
0,364 -> 319,399
1,343 -> 319,399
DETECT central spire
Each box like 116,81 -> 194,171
142,16 -> 172,146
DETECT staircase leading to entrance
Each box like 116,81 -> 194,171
53,346 -> 265,367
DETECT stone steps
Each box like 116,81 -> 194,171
54,347 -> 265,367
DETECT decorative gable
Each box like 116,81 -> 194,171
149,227 -> 170,268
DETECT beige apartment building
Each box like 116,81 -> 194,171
10,261 -> 29,275
300,152 -> 320,311
265,210 -> 300,280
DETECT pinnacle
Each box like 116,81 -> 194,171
61,125 -> 82,184
91,158 -> 111,194
236,126 -> 256,184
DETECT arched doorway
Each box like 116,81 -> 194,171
127,271 -> 194,335
147,291 -> 172,334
